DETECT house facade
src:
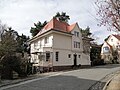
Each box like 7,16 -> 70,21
30,18 -> 91,71
101,34 -> 120,63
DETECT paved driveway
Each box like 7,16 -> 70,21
1,64 -> 120,90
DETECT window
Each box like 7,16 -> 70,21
45,37 -> 49,44
74,41 -> 76,48
77,32 -> 79,37
103,46 -> 109,53
74,31 -> 79,37
78,42 -> 80,48
75,42 -> 77,48
111,39 -> 113,42
74,31 -> 76,36
38,41 -> 41,48
78,55 -> 81,58
116,45 -> 120,48
56,52 -> 59,61
68,54 -> 71,58
104,47 -> 109,50
34,42 -> 38,49
74,41 -> 80,48
46,52 -> 50,61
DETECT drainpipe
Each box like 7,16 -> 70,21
52,37 -> 54,71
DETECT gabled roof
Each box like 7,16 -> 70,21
105,41 -> 112,49
36,17 -> 77,37
112,34 -> 120,40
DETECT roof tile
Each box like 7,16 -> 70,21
36,18 -> 77,36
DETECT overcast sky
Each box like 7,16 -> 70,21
0,0 -> 117,44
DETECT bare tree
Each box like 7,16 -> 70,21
95,0 -> 120,32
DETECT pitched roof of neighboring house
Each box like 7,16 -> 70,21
112,34 -> 120,40
36,18 -> 77,37
105,41 -> 113,49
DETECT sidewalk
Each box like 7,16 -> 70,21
0,68 -> 80,88
105,71 -> 120,90
0,72 -> 59,88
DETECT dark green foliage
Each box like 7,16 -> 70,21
1,55 -> 27,79
112,50 -> 119,64
54,12 -> 70,23
90,45 -> 104,66
0,26 -> 29,79
16,34 -> 30,54
81,26 -> 92,37
0,27 -> 18,58
30,21 -> 47,37
90,46 -> 101,61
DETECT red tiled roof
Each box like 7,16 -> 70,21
67,23 -> 76,32
112,34 -> 120,40
36,18 -> 76,36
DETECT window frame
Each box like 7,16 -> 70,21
56,52 -> 59,61
68,54 -> 71,58
74,31 -> 79,37
45,37 -> 49,44
46,52 -> 50,61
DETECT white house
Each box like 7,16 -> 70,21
29,18 -> 91,71
101,34 -> 120,63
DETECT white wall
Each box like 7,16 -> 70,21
101,42 -> 111,54
107,35 -> 120,50
30,34 -> 53,53
53,33 -> 72,50
71,25 -> 90,65
53,49 -> 72,66
30,26 -> 91,67
71,25 -> 83,52
30,34 -> 53,66
81,53 -> 91,65
52,32 -> 72,66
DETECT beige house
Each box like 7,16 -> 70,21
29,18 -> 91,71
101,34 -> 120,63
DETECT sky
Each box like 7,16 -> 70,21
0,0 -> 117,44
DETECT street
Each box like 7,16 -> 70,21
1,64 -> 120,90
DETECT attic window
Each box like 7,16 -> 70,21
111,39 -> 113,42
74,31 -> 79,37
103,46 -> 109,53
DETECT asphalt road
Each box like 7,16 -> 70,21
1,64 -> 120,90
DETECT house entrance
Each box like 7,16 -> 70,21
73,54 -> 77,66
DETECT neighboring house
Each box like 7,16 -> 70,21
101,34 -> 120,63
29,18 -> 91,71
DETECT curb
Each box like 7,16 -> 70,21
0,72 -> 56,88
0,75 -> 41,88
0,68 -> 81,88
88,70 -> 120,90
102,71 -> 120,90
102,75 -> 114,90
